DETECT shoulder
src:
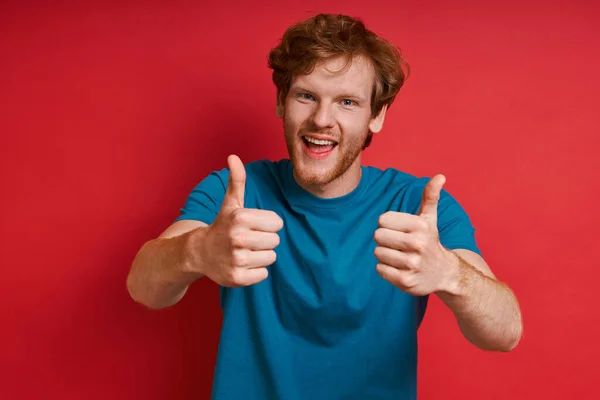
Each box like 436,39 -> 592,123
366,165 -> 422,210
367,165 -> 418,187
243,158 -> 288,187
244,158 -> 286,177
367,166 -> 467,215
203,159 -> 284,185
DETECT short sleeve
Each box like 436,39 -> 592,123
174,168 -> 230,225
436,189 -> 481,256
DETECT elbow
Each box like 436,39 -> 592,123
126,270 -> 145,307
503,308 -> 524,352
126,243 -> 165,310
126,273 -> 178,310
504,321 -> 524,352
472,336 -> 520,353
486,321 -> 524,353
126,268 -> 163,310
464,320 -> 523,353
495,332 -> 522,353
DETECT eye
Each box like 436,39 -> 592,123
298,93 -> 315,101
341,99 -> 356,107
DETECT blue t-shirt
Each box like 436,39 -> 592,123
176,159 -> 481,400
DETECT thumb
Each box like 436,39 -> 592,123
223,154 -> 246,209
418,174 -> 446,223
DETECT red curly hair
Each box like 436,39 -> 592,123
268,13 -> 409,148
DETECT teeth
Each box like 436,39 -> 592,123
305,137 -> 335,145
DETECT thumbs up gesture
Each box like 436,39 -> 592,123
373,175 -> 457,296
198,155 -> 284,287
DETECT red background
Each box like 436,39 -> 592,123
1,0 -> 599,398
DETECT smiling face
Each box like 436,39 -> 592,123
277,55 -> 387,196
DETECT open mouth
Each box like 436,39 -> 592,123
301,136 -> 338,159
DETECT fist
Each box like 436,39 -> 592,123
374,175 -> 456,296
192,155 -> 284,287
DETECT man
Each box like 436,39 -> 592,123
127,13 -> 522,399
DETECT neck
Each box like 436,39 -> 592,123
293,156 -> 363,199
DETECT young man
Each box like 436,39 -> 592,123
127,14 -> 522,400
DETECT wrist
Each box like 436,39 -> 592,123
438,249 -> 465,296
180,227 -> 207,282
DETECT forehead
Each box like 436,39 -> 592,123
291,55 -> 375,97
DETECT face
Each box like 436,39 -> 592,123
277,55 -> 386,188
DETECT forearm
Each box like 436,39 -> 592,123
436,253 -> 523,352
127,230 -> 203,310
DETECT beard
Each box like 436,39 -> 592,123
284,121 -> 370,187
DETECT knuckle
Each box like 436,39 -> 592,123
413,237 -> 426,252
408,255 -> 421,270
232,208 -> 248,225
386,268 -> 410,288
378,212 -> 390,226
253,268 -> 269,284
229,230 -> 245,248
373,228 -> 383,243
402,274 -> 416,288
376,263 -> 388,278
272,234 -> 281,248
232,250 -> 247,268
270,212 -> 284,230
261,268 -> 270,281
225,268 -> 240,285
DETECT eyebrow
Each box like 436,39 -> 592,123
337,93 -> 367,103
291,86 -> 367,103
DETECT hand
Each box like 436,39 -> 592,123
190,155 -> 284,287
373,175 -> 458,296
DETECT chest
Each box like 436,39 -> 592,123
234,178 -> 418,342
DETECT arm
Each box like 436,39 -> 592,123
374,174 -> 523,352
126,155 -> 282,310
436,248 -> 523,352
126,220 -> 207,310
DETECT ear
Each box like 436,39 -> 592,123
368,105 -> 387,133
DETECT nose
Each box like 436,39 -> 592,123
311,102 -> 335,129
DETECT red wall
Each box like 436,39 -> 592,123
2,1 -> 599,398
